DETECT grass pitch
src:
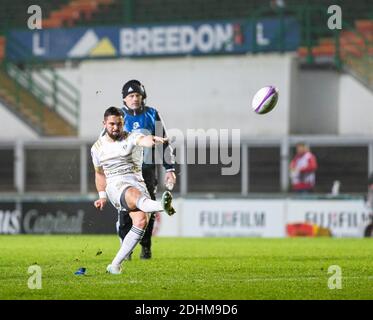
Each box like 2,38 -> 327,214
0,235 -> 373,300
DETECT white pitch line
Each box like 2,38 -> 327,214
72,276 -> 373,285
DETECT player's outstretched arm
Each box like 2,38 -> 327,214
137,135 -> 168,147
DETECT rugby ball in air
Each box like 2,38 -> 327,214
252,86 -> 279,115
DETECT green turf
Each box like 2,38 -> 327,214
0,235 -> 373,300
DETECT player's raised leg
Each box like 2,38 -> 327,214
124,186 -> 175,216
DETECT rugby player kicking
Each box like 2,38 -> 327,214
91,106 -> 175,274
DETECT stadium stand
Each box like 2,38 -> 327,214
0,0 -> 69,31
0,1 -> 371,30
0,0 -> 371,193
341,20 -> 373,87
1,1 -> 369,66
43,0 -> 115,28
71,0 -> 372,26
0,1 -> 82,136
297,17 -> 373,87
0,59 -> 79,136
0,65 -> 78,136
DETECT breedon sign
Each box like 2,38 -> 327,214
7,18 -> 299,61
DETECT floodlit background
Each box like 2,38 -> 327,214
0,1 -> 372,243
1,0 -> 373,301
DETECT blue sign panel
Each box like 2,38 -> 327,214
7,18 -> 299,61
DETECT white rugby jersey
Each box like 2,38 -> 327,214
91,132 -> 145,181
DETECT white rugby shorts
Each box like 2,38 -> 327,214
106,174 -> 150,211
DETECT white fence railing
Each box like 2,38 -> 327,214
0,135 -> 372,195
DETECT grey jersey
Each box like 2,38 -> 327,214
91,132 -> 144,182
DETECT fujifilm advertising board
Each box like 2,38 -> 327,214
0,198 -> 371,237
286,200 -> 372,238
176,199 -> 285,237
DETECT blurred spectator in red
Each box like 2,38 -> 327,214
290,142 -> 318,193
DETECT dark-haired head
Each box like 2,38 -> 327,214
103,107 -> 124,140
104,106 -> 123,119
